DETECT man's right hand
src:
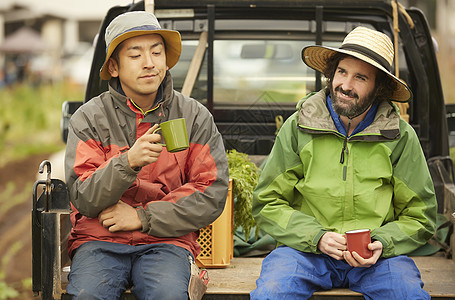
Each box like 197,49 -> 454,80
317,232 -> 347,260
127,124 -> 163,169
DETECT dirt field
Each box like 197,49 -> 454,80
0,153 -> 52,299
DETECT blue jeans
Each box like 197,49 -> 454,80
250,246 -> 430,300
67,241 -> 192,300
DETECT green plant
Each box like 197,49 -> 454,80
227,149 -> 261,241
0,182 -> 31,220
0,81 -> 84,166
0,281 -> 18,300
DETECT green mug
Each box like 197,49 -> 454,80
153,118 -> 189,153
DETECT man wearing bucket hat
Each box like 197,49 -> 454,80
251,26 -> 436,299
64,11 -> 229,299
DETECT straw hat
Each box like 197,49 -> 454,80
100,11 -> 182,80
301,26 -> 412,103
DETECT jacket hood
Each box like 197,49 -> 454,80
297,88 -> 401,141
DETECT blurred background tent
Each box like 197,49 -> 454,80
0,26 -> 49,53
0,26 -> 53,85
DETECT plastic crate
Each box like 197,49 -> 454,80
196,179 -> 233,268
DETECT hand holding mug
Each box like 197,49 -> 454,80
343,240 -> 383,268
318,232 -> 347,260
127,124 -> 163,169
343,229 -> 383,267
152,118 -> 189,153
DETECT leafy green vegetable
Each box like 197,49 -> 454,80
227,149 -> 261,241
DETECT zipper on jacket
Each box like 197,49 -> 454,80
343,165 -> 347,181
340,119 -> 352,164
342,141 -> 350,181
340,119 -> 352,181
158,104 -> 166,123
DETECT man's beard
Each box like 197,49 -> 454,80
328,81 -> 376,119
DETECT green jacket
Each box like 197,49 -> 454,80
252,89 -> 437,258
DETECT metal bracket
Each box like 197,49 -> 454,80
195,19 -> 208,32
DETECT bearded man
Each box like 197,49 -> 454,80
250,26 -> 436,299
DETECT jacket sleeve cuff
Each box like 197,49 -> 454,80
370,234 -> 388,256
120,152 -> 142,175
313,229 -> 328,254
136,206 -> 150,233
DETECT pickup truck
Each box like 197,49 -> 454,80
33,0 -> 455,299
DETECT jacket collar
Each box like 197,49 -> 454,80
107,70 -> 175,116
298,88 -> 401,140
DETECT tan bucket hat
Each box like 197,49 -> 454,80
301,26 -> 412,103
100,11 -> 182,80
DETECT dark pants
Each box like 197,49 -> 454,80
67,241 -> 192,300
251,245 -> 430,300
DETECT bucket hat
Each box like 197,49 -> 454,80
301,26 -> 411,102
100,11 -> 182,80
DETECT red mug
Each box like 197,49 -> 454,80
345,229 -> 373,259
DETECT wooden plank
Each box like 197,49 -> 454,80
205,257 -> 261,294
181,31 -> 207,97
60,255 -> 455,298
204,256 -> 455,298
144,0 -> 154,13
413,255 -> 455,297
204,257 -> 360,296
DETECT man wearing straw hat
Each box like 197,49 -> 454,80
64,11 -> 229,299
251,26 -> 436,299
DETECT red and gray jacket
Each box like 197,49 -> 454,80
65,72 -> 229,258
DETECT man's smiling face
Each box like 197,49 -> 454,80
108,34 -> 168,102
329,56 -> 378,118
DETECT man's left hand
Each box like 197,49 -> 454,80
343,241 -> 383,267
98,200 -> 142,232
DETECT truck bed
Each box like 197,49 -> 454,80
59,254 -> 455,299
203,255 -> 455,299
